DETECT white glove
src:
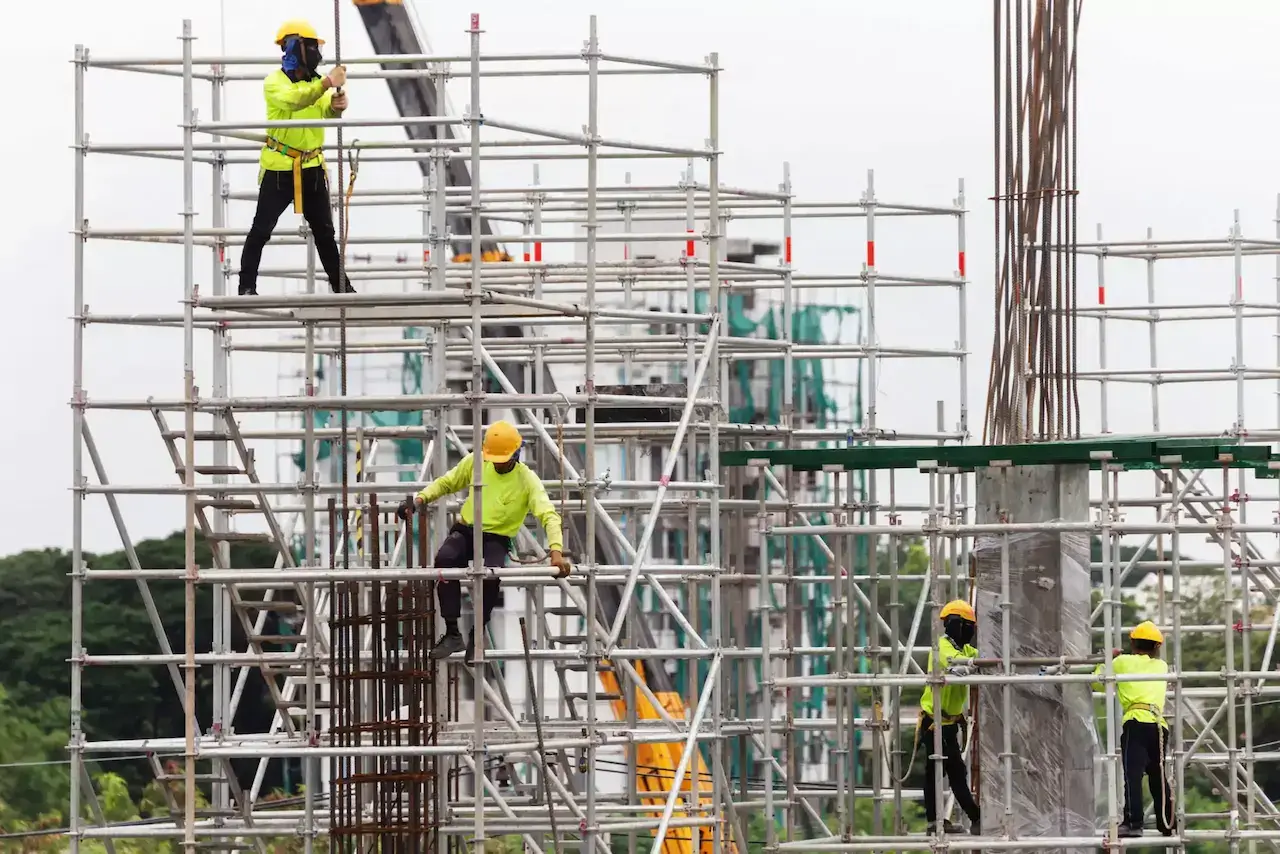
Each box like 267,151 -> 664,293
1041,663 -> 1068,676
948,664 -> 974,678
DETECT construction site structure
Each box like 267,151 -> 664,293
66,9 -> 1280,854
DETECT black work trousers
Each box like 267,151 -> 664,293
239,166 -> 352,294
1122,719 -> 1174,833
919,714 -> 981,825
434,523 -> 512,626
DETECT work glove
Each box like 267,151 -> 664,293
396,497 -> 417,521
331,92 -> 349,112
326,65 -> 348,88
948,664 -> 974,678
1040,663 -> 1068,676
549,549 -> 572,579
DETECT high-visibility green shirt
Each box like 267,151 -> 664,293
1092,653 -> 1168,727
259,69 -> 336,176
416,453 -> 564,551
921,636 -> 978,720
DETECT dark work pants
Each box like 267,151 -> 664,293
920,714 -> 981,824
1122,719 -> 1173,833
239,167 -> 352,294
434,523 -> 512,626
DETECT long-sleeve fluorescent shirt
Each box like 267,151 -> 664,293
920,636 -> 978,720
416,453 -> 564,551
1092,653 -> 1169,727
260,69 -> 337,175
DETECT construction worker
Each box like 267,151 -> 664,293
918,599 -> 982,835
1093,621 -> 1173,838
397,421 -> 571,660
238,21 -> 357,297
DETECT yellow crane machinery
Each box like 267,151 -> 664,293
351,3 -> 731,852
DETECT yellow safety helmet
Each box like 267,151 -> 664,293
940,599 -> 976,622
1131,621 -> 1164,644
482,420 -> 523,463
275,20 -> 325,46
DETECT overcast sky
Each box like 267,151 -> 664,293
4,1 -> 1280,555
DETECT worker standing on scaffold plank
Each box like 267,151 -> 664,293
398,421 -> 572,662
1092,621 -> 1174,838
919,599 -> 983,836
237,20 -> 357,297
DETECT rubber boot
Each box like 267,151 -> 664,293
1118,823 -> 1143,838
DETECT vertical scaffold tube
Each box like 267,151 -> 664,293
179,18 -> 198,854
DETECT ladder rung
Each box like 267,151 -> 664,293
177,465 -> 243,476
162,430 -> 231,442
550,635 -> 587,644
544,606 -> 584,617
207,532 -> 275,543
157,773 -> 222,783
235,599 -> 299,613
250,635 -> 302,645
562,662 -> 615,672
566,692 -> 622,701
276,699 -> 334,709
197,499 -> 258,511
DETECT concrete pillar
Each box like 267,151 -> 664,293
972,464 -> 1097,847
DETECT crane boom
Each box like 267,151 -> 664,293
350,4 -> 728,852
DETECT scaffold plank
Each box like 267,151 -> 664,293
722,436 -> 1277,472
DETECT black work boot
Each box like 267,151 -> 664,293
430,629 -> 465,660
238,284 -> 257,296
928,821 -> 965,835
1118,823 -> 1143,838
969,812 -> 981,836
331,279 -> 356,294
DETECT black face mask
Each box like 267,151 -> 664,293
944,615 -> 976,648
303,41 -> 323,75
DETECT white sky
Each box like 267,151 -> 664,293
5,1 -> 1280,555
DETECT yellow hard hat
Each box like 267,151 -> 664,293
482,420 -> 523,463
940,599 -> 976,622
275,20 -> 325,46
1131,621 -> 1164,644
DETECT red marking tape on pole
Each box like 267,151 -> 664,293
534,243 -> 542,263
785,236 -> 792,263
1097,285 -> 1106,305
423,249 -> 430,265
523,252 -> 530,262
686,229 -> 696,259
866,240 -> 875,268
470,13 -> 480,29
958,251 -> 966,277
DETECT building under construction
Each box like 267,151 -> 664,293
67,5 -> 1280,853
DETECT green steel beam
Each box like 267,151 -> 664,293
722,436 -> 1278,473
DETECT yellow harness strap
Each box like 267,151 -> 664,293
265,138 -> 322,214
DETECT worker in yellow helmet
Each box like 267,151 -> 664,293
238,21 -> 356,297
398,421 -> 571,661
918,599 -> 982,835
1092,621 -> 1173,838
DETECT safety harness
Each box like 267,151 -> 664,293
265,138 -> 322,214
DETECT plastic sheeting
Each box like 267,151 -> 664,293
973,464 -> 1100,850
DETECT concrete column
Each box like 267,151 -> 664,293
973,464 -> 1097,847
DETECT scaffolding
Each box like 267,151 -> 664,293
66,12 -> 1005,854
